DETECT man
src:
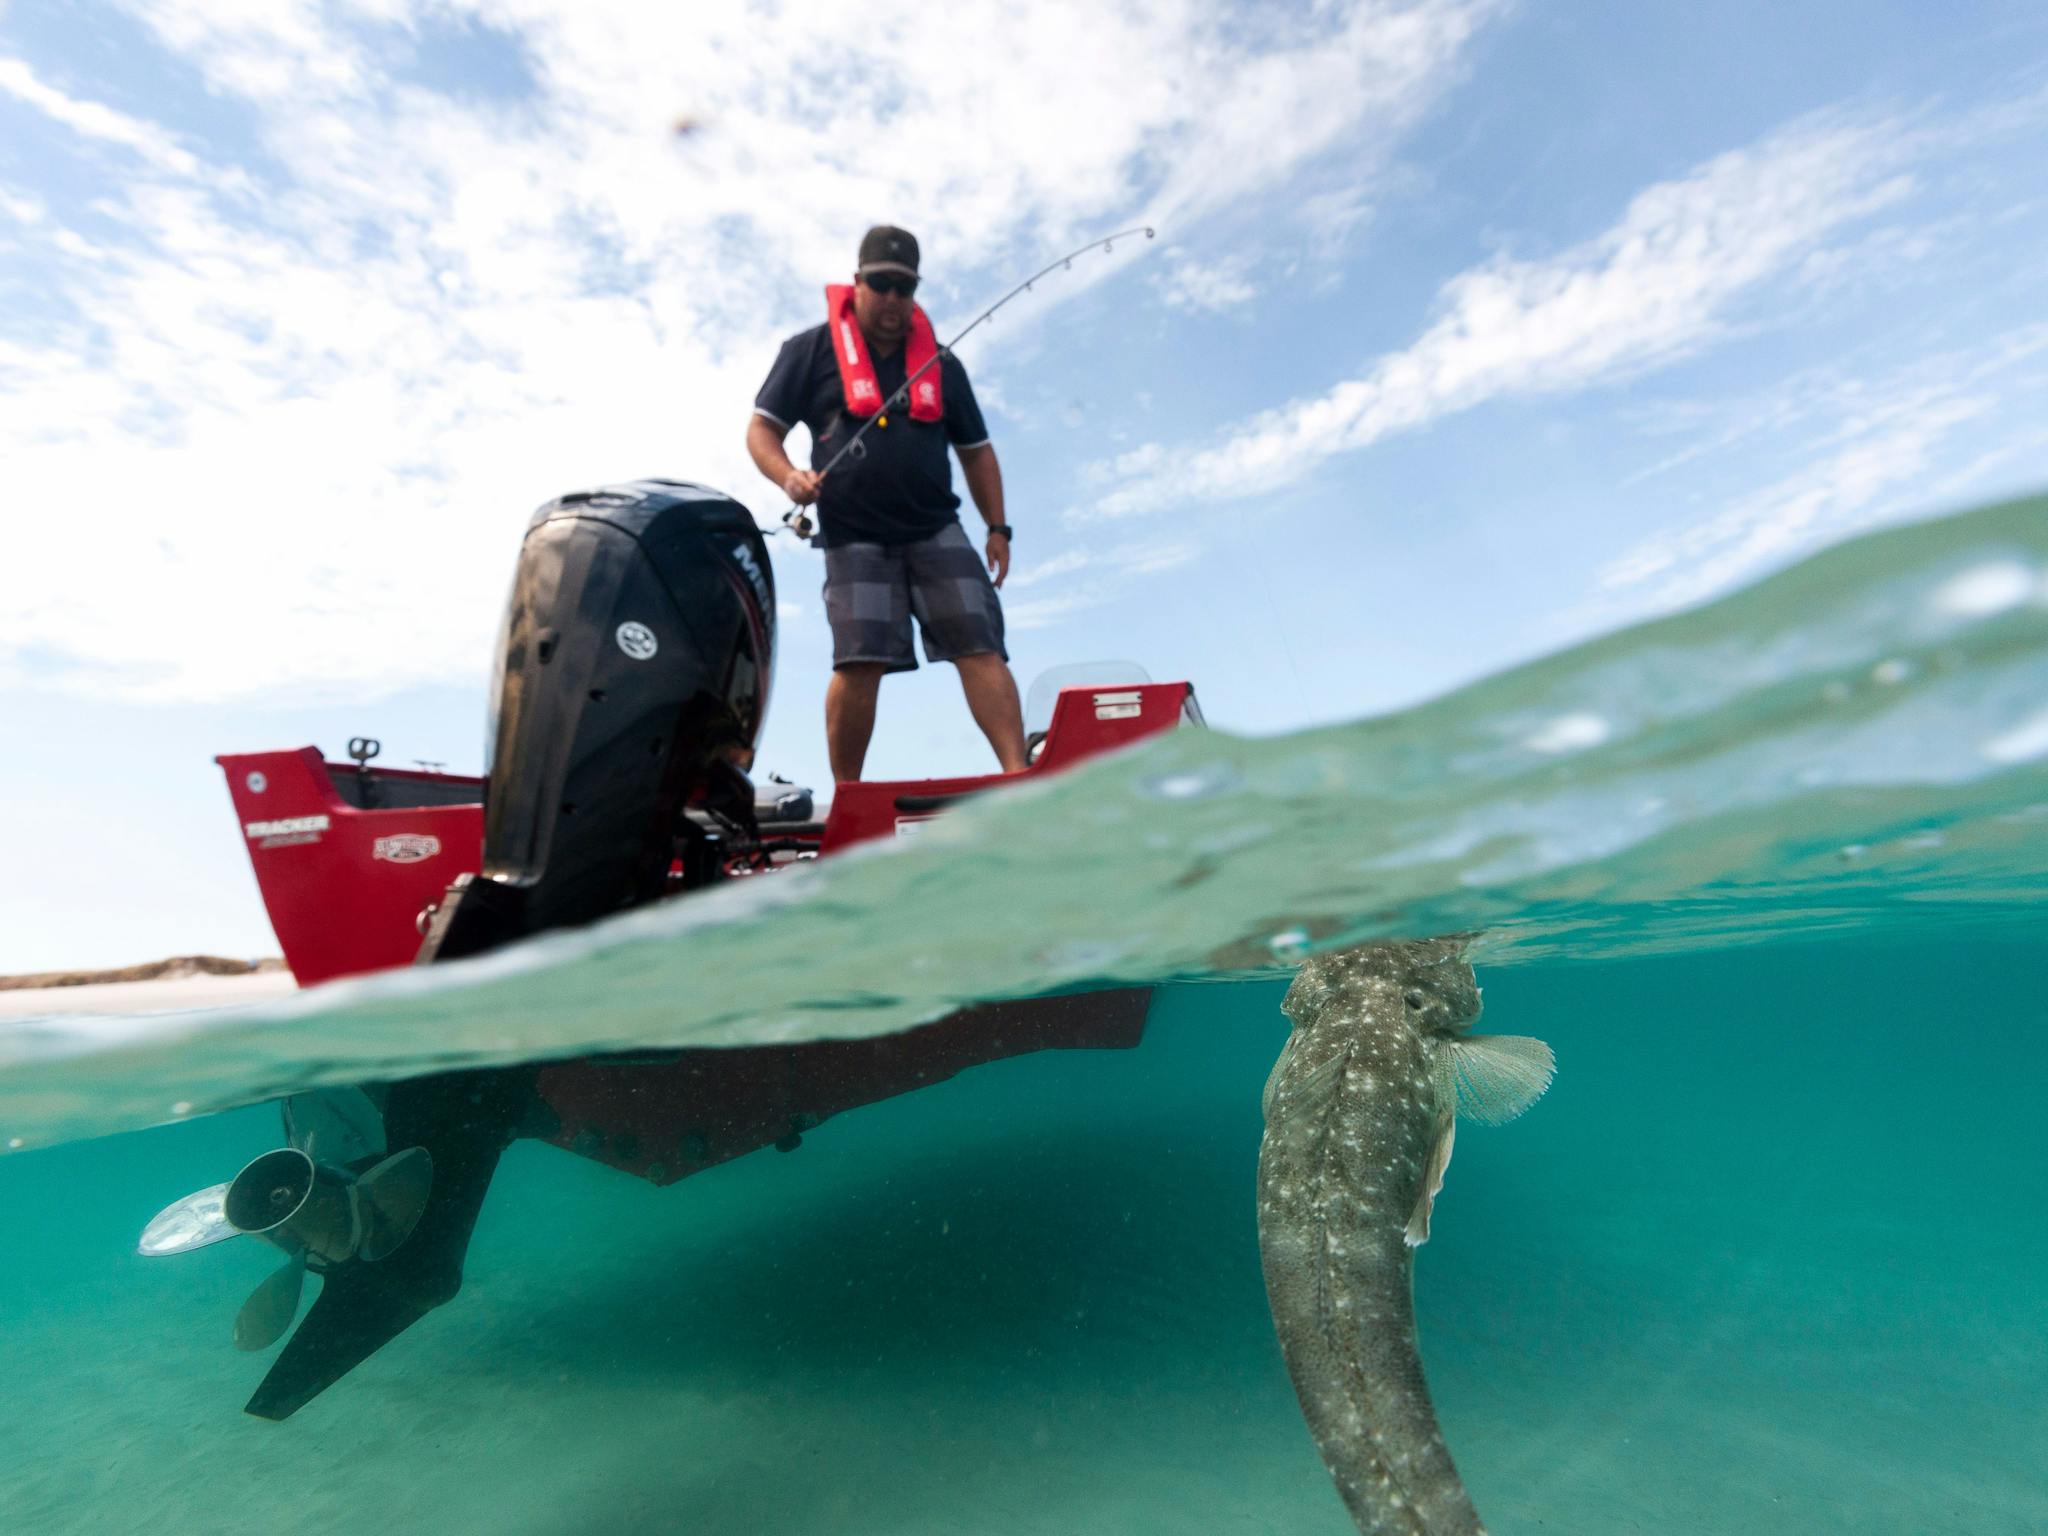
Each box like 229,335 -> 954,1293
747,225 -> 1025,783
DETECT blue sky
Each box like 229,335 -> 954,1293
2,0 -> 2045,969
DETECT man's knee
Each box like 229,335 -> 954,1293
832,662 -> 888,694
954,653 -> 1016,699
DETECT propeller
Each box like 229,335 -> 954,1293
138,1146 -> 437,1353
137,1068 -> 525,1418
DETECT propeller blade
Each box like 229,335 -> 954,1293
137,1182 -> 236,1256
355,1146 -> 435,1262
234,1259 -> 307,1352
284,1087 -> 387,1167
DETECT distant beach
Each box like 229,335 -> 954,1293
0,956 -> 294,1018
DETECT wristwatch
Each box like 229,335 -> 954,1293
988,524 -> 1013,540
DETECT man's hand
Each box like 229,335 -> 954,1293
985,529 -> 1010,589
782,468 -> 823,505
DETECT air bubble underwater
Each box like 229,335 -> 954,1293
1267,928 -> 1311,962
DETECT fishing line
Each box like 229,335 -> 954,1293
1244,535 -> 1313,722
778,226 -> 1156,539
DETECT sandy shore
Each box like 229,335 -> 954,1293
0,954 -> 287,991
0,968 -> 297,1018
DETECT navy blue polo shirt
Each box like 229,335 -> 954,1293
753,323 -> 990,548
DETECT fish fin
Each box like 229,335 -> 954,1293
1275,1043 -> 1348,1127
1450,1033 -> 1555,1126
1406,1111 -> 1456,1248
1260,1031 -> 1295,1125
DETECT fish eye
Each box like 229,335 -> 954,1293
1404,989 -> 1426,1011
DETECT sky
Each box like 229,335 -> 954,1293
2,0 -> 2045,969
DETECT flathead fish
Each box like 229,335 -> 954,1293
1258,939 -> 1553,1535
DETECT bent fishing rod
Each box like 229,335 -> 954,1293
778,225 -> 1157,539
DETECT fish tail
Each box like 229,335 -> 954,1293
1259,1140 -> 1484,1534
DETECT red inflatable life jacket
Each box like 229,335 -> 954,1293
826,284 -> 942,422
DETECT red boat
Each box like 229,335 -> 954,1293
145,481 -> 1203,1421
218,669 -> 1197,988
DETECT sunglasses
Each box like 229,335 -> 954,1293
861,272 -> 918,298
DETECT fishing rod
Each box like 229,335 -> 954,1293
779,225 -> 1157,539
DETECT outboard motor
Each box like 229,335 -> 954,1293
140,479 -> 779,1421
421,478 -> 776,958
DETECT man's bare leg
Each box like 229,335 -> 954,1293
955,651 -> 1029,773
827,663 -> 887,782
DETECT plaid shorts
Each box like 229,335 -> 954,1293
823,521 -> 1008,673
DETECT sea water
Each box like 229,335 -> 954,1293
1,497 -> 2044,1534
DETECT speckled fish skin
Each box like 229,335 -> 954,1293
1258,938 -> 1486,1536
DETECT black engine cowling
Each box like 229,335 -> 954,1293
421,479 -> 776,958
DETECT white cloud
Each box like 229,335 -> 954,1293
0,54 -> 209,179
110,0 -> 373,105
1077,111 -> 1918,522
1002,549 -> 1098,591
999,537 -> 1202,628
0,187 -> 46,225
1597,325 -> 2048,607
1004,590 -> 1104,632
1139,0 -> 1495,232
1005,537 -> 1198,590
1156,255 -> 1259,314
1604,396 -> 1986,602
0,0 -> 1491,702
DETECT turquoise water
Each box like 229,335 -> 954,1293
4,943 -> 2043,1533
2,497 -> 2046,1531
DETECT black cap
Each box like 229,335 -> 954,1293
857,224 -> 920,277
